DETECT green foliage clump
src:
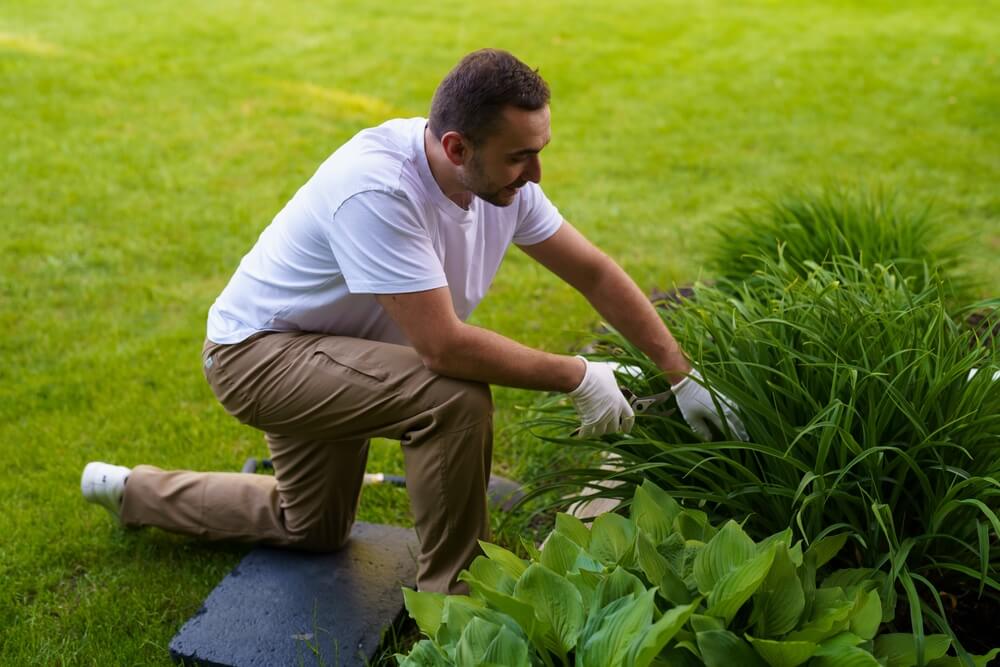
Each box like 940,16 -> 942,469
523,257 -> 1000,656
397,481 -> 996,666
704,187 -> 974,303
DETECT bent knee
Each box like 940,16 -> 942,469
444,379 -> 493,421
284,520 -> 353,552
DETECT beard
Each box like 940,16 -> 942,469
459,153 -> 522,207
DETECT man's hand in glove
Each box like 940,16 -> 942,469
568,356 -> 635,437
671,369 -> 749,441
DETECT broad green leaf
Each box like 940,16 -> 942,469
481,624 -> 532,667
676,508 -> 717,542
590,512 -> 637,567
690,613 -> 725,633
660,645 -> 706,667
402,588 -> 446,638
395,638 -> 454,667
926,648 -> 1000,667
805,533 -> 849,569
694,520 -> 758,593
555,512 -> 592,549
458,572 -> 539,643
567,569 -> 600,612
631,479 -> 682,544
874,633 -> 952,667
638,531 -> 691,605
849,589 -> 882,641
465,555 -> 517,595
435,596 -> 488,650
706,544 -> 777,623
786,588 -> 854,643
513,563 -> 585,655
455,616 -> 503,666
540,530 -> 585,576
746,635 -> 817,667
697,629 -> 768,667
578,589 -> 657,667
595,565 -> 646,608
625,600 -> 700,667
752,544 -> 805,636
810,644 -> 881,667
822,568 -> 881,590
480,542 -> 528,580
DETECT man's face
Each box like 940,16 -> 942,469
459,105 -> 551,207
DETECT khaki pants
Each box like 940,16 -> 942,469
119,332 -> 493,594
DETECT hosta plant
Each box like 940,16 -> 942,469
520,257 -> 1000,658
396,481 -> 997,666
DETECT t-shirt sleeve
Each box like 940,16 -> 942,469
327,190 -> 448,294
512,182 -> 564,246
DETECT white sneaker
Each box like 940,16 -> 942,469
81,462 -> 131,521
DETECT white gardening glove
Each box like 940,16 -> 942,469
568,356 -> 635,437
671,369 -> 749,442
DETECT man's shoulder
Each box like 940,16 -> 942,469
316,117 -> 425,195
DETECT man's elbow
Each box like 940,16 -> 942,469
413,328 -> 463,376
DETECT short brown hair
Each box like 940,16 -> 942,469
429,49 -> 550,146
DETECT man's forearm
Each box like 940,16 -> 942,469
427,324 -> 586,392
580,260 -> 691,384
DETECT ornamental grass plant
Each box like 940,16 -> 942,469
703,188 -> 975,305
521,257 -> 1000,659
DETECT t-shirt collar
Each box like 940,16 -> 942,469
414,119 -> 477,224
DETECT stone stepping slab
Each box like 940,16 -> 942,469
170,522 -> 418,666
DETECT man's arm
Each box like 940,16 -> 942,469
517,221 -> 691,384
375,288 -> 586,392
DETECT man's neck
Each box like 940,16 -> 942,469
423,126 -> 473,209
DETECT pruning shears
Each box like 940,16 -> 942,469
621,387 -> 675,415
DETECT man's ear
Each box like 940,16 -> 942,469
440,131 -> 470,166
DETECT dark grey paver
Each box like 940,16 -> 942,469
169,522 -> 419,666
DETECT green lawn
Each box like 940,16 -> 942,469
2,0 -> 998,662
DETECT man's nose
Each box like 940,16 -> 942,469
522,155 -> 541,184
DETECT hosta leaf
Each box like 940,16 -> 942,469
595,565 -> 646,608
874,633 -> 952,667
849,589 -> 882,641
805,533 -> 849,569
752,543 -> 805,637
578,589 -> 657,667
465,555 -> 517,595
435,596 -> 488,650
706,544 -> 777,623
567,569 -> 600,612
625,599 -> 700,667
676,508 -> 717,542
513,563 -> 584,655
659,645 -> 705,667
638,531 -> 692,605
746,635 -> 818,667
458,572 -> 539,643
555,512 -> 592,550
540,531 -> 585,576
403,588 -> 447,638
590,512 -> 637,567
697,629 -> 768,667
455,616 -> 503,666
631,479 -> 682,545
811,640 -> 881,667
395,638 -> 454,667
694,520 -> 758,593
690,613 -> 725,633
480,542 -> 528,580
786,588 -> 854,643
481,624 -> 531,667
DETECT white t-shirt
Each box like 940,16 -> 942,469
207,117 -> 563,346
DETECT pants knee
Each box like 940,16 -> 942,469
284,517 -> 353,552
446,379 -> 493,422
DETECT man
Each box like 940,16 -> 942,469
81,49 -> 746,594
